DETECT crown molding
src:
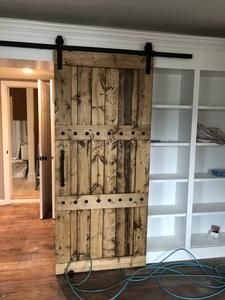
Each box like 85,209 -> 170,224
1,17 -> 225,52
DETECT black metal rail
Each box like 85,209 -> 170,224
0,35 -> 193,73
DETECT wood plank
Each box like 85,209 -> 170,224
104,141 -> 117,194
70,211 -> 77,257
133,207 -> 147,256
71,66 -> 78,125
138,70 -> 152,126
118,70 -> 133,126
55,211 -> 71,264
90,209 -> 103,259
91,141 -> 105,194
77,67 -> 92,125
70,141 -> 78,195
91,68 -> 105,259
56,193 -> 148,210
55,141 -> 71,196
92,68 -> 105,125
77,66 -> 92,259
63,51 -> 145,69
103,68 -> 119,258
77,210 -> 91,259
56,255 -> 146,274
105,69 -> 119,125
102,208 -> 116,258
134,141 -> 149,256
103,140 -> 117,258
133,69 -> 152,257
116,70 -> 135,257
55,65 -> 71,125
135,141 -> 150,194
55,125 -> 150,141
131,70 -> 138,126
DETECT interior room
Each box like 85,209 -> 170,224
0,59 -> 53,210
1,1 -> 225,299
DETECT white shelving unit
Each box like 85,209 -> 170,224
147,67 -> 225,263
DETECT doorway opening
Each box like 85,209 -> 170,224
10,87 -> 40,200
0,58 -> 54,219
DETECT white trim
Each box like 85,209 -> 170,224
50,79 -> 55,219
10,198 -> 39,204
37,80 -> 43,219
1,81 -> 37,203
0,199 -> 11,206
0,17 -> 225,64
1,17 -> 225,50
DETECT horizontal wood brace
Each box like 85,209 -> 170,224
56,193 -> 148,210
56,255 -> 146,274
55,125 -> 150,141
62,51 -> 146,69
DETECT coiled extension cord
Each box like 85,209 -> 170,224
63,248 -> 225,300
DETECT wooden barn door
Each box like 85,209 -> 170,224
55,51 -> 152,274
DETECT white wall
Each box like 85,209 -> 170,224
1,17 -> 225,199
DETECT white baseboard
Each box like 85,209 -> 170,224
0,199 -> 11,206
10,198 -> 39,204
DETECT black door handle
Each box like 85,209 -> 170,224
60,149 -> 65,187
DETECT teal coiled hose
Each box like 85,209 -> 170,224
63,248 -> 225,300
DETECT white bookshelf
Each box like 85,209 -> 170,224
147,67 -> 225,263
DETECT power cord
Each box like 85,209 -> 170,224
63,248 -> 225,299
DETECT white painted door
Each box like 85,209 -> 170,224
38,80 -> 52,219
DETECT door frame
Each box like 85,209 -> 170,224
50,80 -> 55,218
1,81 -> 37,202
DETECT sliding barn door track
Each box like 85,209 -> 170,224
0,35 -> 193,72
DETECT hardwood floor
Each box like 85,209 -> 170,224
12,177 -> 39,199
0,203 -> 64,300
0,203 -> 225,300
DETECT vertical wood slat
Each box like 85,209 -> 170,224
133,69 -> 152,256
55,211 -> 71,263
55,66 -> 71,125
70,67 -> 78,257
71,211 -> 77,257
103,69 -> 119,258
71,141 -> 78,195
71,66 -> 78,125
77,210 -> 91,259
116,70 -> 136,257
90,68 -> 105,259
77,67 -> 92,258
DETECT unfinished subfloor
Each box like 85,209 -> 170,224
0,203 -> 225,300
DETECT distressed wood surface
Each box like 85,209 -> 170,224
55,52 -> 152,274
55,125 -> 150,141
56,193 -> 148,210
103,68 -> 119,258
56,255 -> 146,274
63,51 -> 146,69
55,211 -> 71,263
90,68 -> 105,260
77,67 -> 92,260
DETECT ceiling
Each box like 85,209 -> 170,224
1,0 -> 225,38
0,59 -> 53,80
